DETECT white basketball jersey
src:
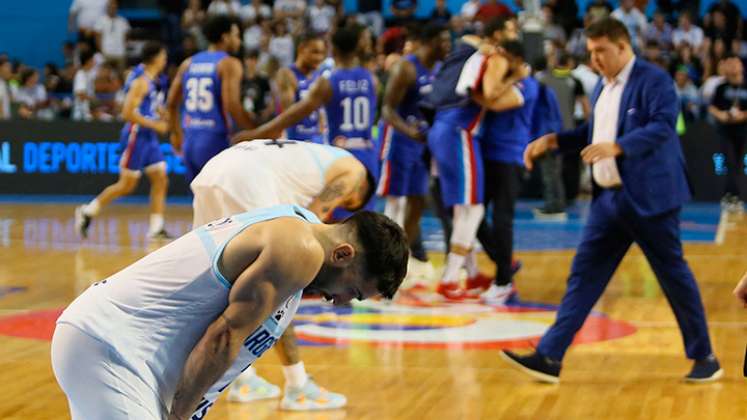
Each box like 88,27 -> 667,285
191,140 -> 353,209
57,205 -> 320,419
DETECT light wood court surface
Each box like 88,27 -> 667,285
0,202 -> 746,420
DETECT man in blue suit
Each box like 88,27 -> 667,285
500,17 -> 722,383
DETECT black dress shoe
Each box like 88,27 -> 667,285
500,350 -> 561,384
685,354 -> 723,383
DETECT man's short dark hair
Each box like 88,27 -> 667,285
418,22 -> 448,42
297,33 -> 324,50
244,49 -> 260,60
483,17 -> 510,38
343,211 -> 409,299
80,49 -> 96,66
203,15 -> 238,44
331,25 -> 361,56
585,17 -> 631,43
141,41 -> 164,64
501,40 -> 525,60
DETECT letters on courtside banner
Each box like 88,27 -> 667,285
0,119 -> 744,201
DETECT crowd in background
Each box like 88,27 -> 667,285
0,0 -> 745,129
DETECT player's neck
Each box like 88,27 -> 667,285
415,49 -> 435,69
208,44 -> 227,53
310,224 -> 343,254
335,55 -> 357,69
143,65 -> 158,79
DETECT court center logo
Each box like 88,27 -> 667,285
293,294 -> 636,349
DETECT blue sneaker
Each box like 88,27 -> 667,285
685,354 -> 723,383
500,350 -> 561,384
280,377 -> 347,411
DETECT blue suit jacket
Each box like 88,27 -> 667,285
557,58 -> 691,217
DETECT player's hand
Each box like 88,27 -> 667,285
580,143 -> 623,164
523,133 -> 558,170
408,125 -> 426,143
153,120 -> 170,135
734,270 -> 747,307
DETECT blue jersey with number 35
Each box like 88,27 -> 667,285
181,51 -> 229,135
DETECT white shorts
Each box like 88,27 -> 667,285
51,323 -> 165,420
191,185 -> 277,228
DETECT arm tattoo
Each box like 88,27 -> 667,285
318,179 -> 346,202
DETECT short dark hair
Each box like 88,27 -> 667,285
20,68 -> 37,85
244,49 -> 260,60
585,17 -> 631,43
203,15 -> 238,44
501,40 -> 525,60
141,41 -> 164,64
331,25 -> 361,57
343,211 -> 409,299
483,17 -> 510,38
80,48 -> 96,66
417,23 -> 448,42
297,33 -> 324,49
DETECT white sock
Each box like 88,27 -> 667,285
442,252 -> 466,284
84,199 -> 100,216
384,196 -> 406,227
465,250 -> 479,278
149,213 -> 164,233
282,361 -> 308,389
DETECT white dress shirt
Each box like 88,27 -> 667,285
591,56 -> 635,188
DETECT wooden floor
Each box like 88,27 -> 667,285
1,202 -> 746,420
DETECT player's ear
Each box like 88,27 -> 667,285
331,243 -> 356,266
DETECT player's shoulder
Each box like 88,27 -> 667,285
265,217 -> 325,266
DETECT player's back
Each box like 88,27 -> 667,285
57,205 -> 316,415
181,51 -> 229,135
285,65 -> 322,143
121,64 -> 162,137
192,140 -> 353,208
323,66 -> 378,178
397,54 -> 434,123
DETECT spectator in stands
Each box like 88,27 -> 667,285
701,57 -> 728,107
674,65 -> 700,121
670,43 -> 703,85
240,0 -> 272,25
269,19 -> 295,67
644,10 -> 672,50
476,0 -> 512,24
14,69 -> 52,120
62,41 -> 76,67
586,0 -> 613,22
68,0 -> 107,49
542,5 -> 566,45
357,0 -> 384,36
708,56 -> 747,212
243,16 -> 267,52
430,0 -> 452,27
274,0 -> 306,23
611,0 -> 647,51
242,50 -> 274,123
460,0 -> 479,21
73,49 -> 97,121
93,61 -> 123,120
703,38 -> 729,80
704,10 -> 734,48
547,0 -> 579,37
183,0 -> 208,49
207,0 -> 241,16
706,0 -> 742,42
673,12 -> 704,53
308,0 -> 337,35
0,58 -> 11,120
567,13 -> 594,58
571,53 -> 599,99
94,0 -> 130,71
390,0 -> 417,26
643,40 -> 669,70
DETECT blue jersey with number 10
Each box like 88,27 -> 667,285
323,67 -> 376,150
182,51 -> 229,135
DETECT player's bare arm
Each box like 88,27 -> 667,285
123,77 -> 168,134
275,67 -> 298,111
232,77 -> 332,144
476,54 -> 526,111
221,56 -> 256,130
166,58 -> 190,153
382,59 -> 423,142
168,220 -> 324,419
307,157 -> 368,221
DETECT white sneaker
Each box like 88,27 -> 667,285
227,371 -> 281,403
480,283 -> 514,305
280,377 -> 347,411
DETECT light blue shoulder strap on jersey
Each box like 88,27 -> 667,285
199,205 -> 321,289
300,143 -> 353,184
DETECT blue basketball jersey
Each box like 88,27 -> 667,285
285,65 -> 321,142
182,51 -> 229,134
323,67 -> 377,150
120,65 -> 163,138
397,54 -> 434,131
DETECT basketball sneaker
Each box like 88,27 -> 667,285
480,283 -> 515,305
436,282 -> 471,301
74,205 -> 92,238
280,378 -> 347,411
227,372 -> 281,403
500,350 -> 561,384
402,258 -> 436,291
147,229 -> 172,240
465,273 -> 493,296
684,354 -> 723,383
